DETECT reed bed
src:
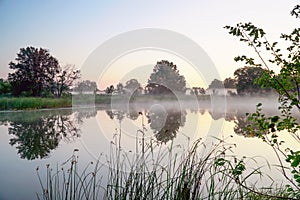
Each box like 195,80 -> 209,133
36,133 -> 296,200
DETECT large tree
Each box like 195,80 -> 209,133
8,47 -> 60,96
146,60 -> 186,94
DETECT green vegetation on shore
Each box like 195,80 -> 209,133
0,97 -> 72,110
0,95 -> 115,110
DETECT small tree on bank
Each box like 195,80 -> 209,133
105,85 -> 114,95
51,64 -> 81,97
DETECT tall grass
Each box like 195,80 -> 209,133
0,97 -> 71,110
104,136 -> 278,200
36,150 -> 104,200
36,134 -> 296,199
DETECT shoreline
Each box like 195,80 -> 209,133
0,94 -> 279,112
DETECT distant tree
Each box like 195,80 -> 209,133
116,83 -> 124,94
8,47 -> 60,96
146,60 -> 186,94
145,83 -> 173,95
105,85 -> 115,95
51,64 -> 81,97
74,80 -> 97,94
208,79 -> 224,89
0,79 -> 11,95
234,66 -> 270,95
124,79 -> 142,95
191,87 -> 205,95
224,77 -> 237,88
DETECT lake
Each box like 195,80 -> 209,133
0,97 -> 298,199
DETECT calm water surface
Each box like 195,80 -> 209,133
0,99 -> 298,199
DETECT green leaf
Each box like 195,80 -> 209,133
271,116 -> 279,123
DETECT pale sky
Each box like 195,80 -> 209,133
0,0 -> 299,89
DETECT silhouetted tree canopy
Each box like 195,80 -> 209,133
146,60 -> 186,94
234,66 -> 270,95
191,87 -> 206,96
124,79 -> 142,95
224,78 -> 237,88
116,83 -> 124,94
105,85 -> 115,95
208,79 -> 224,89
8,47 -> 60,96
0,79 -> 11,95
8,47 -> 80,97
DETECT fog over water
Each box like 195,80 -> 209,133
0,95 -> 299,199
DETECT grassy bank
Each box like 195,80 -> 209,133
0,97 -> 72,110
0,95 -> 112,110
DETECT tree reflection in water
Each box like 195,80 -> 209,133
9,117 -> 61,160
147,109 -> 186,143
3,101 -> 283,160
0,109 -> 96,160
105,105 -> 187,143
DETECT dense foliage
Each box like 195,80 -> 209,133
225,4 -> 300,198
146,60 -> 186,94
0,78 -> 11,95
234,66 -> 271,95
8,47 -> 80,97
8,47 -> 60,96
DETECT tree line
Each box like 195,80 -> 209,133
104,64 -> 273,97
0,47 -> 275,98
